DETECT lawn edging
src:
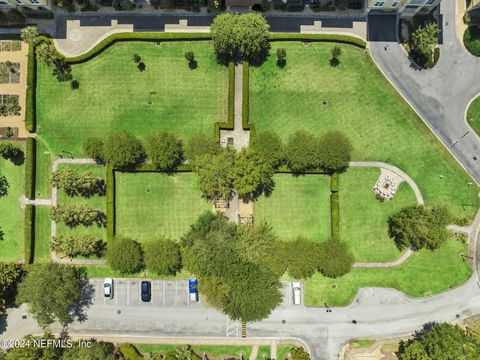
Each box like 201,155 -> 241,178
270,33 -> 367,48
214,61 -> 235,142
25,43 -> 36,133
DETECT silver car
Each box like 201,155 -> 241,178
104,278 -> 113,299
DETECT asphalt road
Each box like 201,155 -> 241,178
369,1 -> 480,184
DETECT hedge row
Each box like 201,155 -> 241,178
214,61 -> 235,142
331,172 -> 339,193
106,165 -> 115,243
331,192 -> 340,241
275,165 -> 329,174
24,204 -> 35,264
25,44 -> 36,133
269,33 -> 367,49
24,137 -> 36,200
60,33 -> 212,64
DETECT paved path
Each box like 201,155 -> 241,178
249,344 -> 259,360
369,0 -> 480,185
19,195 -> 52,209
353,248 -> 414,269
349,161 -> 424,205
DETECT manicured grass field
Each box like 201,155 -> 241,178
0,141 -> 25,260
135,344 -> 252,358
250,42 -> 479,219
340,168 -> 417,262
56,164 -> 106,244
464,26 -> 480,57
254,174 -> 331,241
115,172 -> 210,241
304,236 -> 472,306
34,206 -> 51,262
467,95 -> 480,136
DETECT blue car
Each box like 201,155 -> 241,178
188,278 -> 198,302
141,281 -> 151,302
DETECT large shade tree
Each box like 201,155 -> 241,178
249,131 -> 284,168
103,132 -> 145,168
107,237 -> 144,274
211,13 -> 270,63
0,263 -> 23,315
145,132 -> 183,171
317,131 -> 352,173
16,263 -> 87,327
233,148 -> 274,199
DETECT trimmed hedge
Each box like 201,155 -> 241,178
331,172 -> 339,193
275,165 -> 328,174
25,43 -> 36,133
24,204 -> 35,264
270,33 -> 367,48
331,192 -> 340,241
214,61 -> 235,142
106,165 -> 115,243
24,137 -> 36,200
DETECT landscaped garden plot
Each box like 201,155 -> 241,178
254,174 -> 331,241
340,168 -> 417,262
55,164 -> 107,245
304,236 -> 472,306
0,141 -> 25,260
36,41 -> 228,155
250,42 -> 480,219
467,95 -> 480,136
115,172 -> 210,242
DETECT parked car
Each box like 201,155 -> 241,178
141,281 -> 151,302
104,278 -> 113,299
189,278 -> 198,302
292,282 -> 301,305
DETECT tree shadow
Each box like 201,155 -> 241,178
188,60 -> 198,70
10,150 -> 24,166
138,62 -> 146,72
0,315 -> 6,334
329,57 -> 340,67
276,59 -> 286,68
71,273 -> 94,323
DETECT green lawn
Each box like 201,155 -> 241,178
115,172 -> 210,242
257,345 -> 271,359
254,174 -> 331,241
0,141 -> 25,260
277,346 -> 295,360
340,168 -> 417,262
34,206 -> 51,262
464,26 -> 480,57
467,95 -> 480,136
55,164 -> 107,244
135,344 -> 252,358
250,42 -> 479,219
304,236 -> 472,306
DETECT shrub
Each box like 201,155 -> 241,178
184,51 -> 195,62
331,193 -> 339,240
145,132 -> 183,171
276,47 -> 286,67
83,137 -> 104,162
0,173 -> 9,197
317,131 -> 352,173
290,346 -> 311,360
103,132 -> 145,168
285,130 -> 318,173
107,237 -> 144,274
51,168 -> 105,197
250,131 -> 284,168
132,53 -> 141,63
106,166 -> 115,242
185,133 -> 219,162
25,44 -> 36,133
330,45 -> 342,66
0,142 -> 22,160
331,172 -> 339,193
144,239 -> 182,275
286,236 -> 321,279
24,138 -> 36,199
318,239 -> 354,278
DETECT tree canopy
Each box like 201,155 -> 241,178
185,133 -> 220,162
317,131 -> 352,172
16,263 -> 87,327
107,237 -> 144,274
181,212 -> 282,322
388,205 -> 452,250
399,322 -> 480,360
145,132 -> 183,171
286,237 -> 321,279
0,263 -> 23,315
233,148 -> 274,199
317,239 -> 354,278
211,13 -> 270,63
83,137 -> 105,163
144,239 -> 182,276
103,132 -> 145,168
250,131 -> 284,168
285,130 -> 319,173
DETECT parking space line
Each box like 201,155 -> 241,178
288,283 -> 292,307
127,281 -> 130,305
175,281 -> 178,305
115,279 -> 118,305
163,280 -> 166,306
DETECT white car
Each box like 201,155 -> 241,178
104,278 -> 113,299
292,282 -> 301,305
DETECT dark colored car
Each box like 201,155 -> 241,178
188,278 -> 198,302
141,281 -> 151,302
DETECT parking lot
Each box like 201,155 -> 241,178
91,279 -> 302,309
